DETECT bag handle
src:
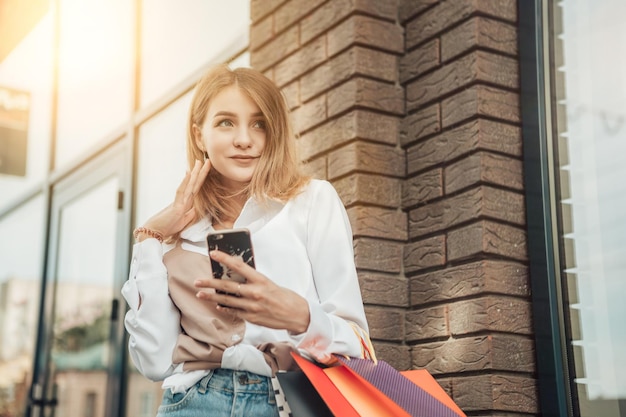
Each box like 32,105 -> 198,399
349,323 -> 377,364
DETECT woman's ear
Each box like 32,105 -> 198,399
192,124 -> 204,151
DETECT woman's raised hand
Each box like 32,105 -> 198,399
140,159 -> 211,240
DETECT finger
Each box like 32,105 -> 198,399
191,159 -> 211,195
194,279 -> 213,288
194,278 -> 235,292
182,160 -> 202,201
194,276 -> 242,296
209,250 -> 258,283
216,302 -> 245,315
174,170 -> 192,199
196,288 -> 245,310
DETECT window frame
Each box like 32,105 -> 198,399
518,1 -> 576,416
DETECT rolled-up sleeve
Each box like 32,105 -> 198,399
122,238 -> 181,381
293,181 -> 368,362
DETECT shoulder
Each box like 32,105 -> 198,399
291,179 -> 345,215
298,178 -> 338,199
282,179 -> 336,213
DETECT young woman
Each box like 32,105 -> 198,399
122,64 -> 370,417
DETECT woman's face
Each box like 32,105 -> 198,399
195,85 -> 267,191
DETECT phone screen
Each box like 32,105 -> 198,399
206,228 -> 255,285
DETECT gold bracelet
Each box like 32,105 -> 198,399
133,227 -> 164,243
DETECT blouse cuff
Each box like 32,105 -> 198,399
129,238 -> 166,281
291,301 -> 335,362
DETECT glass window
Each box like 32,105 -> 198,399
551,0 -> 626,415
0,13 -> 53,207
0,195 -> 45,415
139,0 -> 249,107
55,0 -> 133,168
134,92 -> 193,226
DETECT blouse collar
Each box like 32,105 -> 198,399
179,197 -> 286,244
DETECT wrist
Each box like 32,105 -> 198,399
289,298 -> 311,334
133,226 -> 164,243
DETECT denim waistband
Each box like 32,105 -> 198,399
197,368 -> 274,396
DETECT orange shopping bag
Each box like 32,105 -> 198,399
288,352 -> 466,417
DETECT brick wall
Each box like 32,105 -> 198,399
250,0 -> 538,414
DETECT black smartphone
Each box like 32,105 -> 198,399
206,229 -> 255,294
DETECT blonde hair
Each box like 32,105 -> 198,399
186,64 -> 309,225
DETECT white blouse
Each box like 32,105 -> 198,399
122,179 -> 368,393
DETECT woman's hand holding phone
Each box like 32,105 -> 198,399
194,249 -> 311,335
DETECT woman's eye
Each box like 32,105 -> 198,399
216,119 -> 234,127
252,120 -> 266,130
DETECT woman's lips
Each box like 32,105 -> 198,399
230,155 -> 259,164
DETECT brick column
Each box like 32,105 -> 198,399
250,0 -> 539,415
400,0 -> 537,415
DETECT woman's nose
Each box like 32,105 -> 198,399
233,127 -> 252,148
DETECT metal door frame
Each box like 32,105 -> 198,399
27,140 -> 131,417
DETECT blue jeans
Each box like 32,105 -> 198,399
156,369 -> 279,417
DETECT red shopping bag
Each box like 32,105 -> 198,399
289,352 -> 466,417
